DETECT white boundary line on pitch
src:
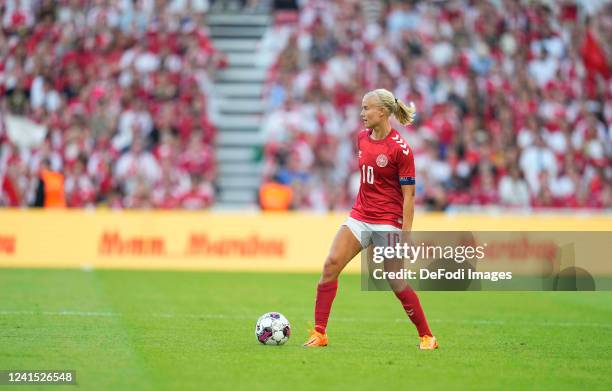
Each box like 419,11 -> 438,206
1,310 -> 611,329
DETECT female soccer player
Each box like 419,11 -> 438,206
303,89 -> 438,350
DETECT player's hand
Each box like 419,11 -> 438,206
399,231 -> 415,260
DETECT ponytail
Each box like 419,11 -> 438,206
365,88 -> 416,125
393,98 -> 416,126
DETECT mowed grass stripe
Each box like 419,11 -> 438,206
1,309 -> 612,329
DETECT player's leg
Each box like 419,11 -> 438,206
319,225 -> 363,284
393,282 -> 437,349
304,225 -> 363,347
374,229 -> 438,349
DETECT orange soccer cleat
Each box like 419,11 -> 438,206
419,335 -> 439,350
303,329 -> 329,347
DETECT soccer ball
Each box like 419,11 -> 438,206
255,312 -> 291,345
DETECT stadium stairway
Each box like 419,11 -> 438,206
207,11 -> 272,210
361,0 -> 383,25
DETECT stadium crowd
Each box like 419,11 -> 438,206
1,0 -> 610,211
0,0 -> 221,208
260,0 -> 611,211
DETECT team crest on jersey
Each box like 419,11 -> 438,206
376,154 -> 388,167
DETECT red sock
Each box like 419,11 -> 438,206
394,286 -> 432,337
314,280 -> 338,334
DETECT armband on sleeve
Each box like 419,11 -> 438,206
399,176 -> 415,185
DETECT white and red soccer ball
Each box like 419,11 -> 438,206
255,312 -> 291,345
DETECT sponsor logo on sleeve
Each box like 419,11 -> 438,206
392,134 -> 410,155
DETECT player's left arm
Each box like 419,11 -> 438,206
397,140 -> 416,233
401,184 -> 415,232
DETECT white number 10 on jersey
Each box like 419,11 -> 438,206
361,164 -> 374,184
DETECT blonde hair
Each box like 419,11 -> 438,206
365,88 -> 416,125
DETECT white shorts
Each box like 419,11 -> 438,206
343,217 -> 402,249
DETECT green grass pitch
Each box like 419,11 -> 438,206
1,268 -> 611,390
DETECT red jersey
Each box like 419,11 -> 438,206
350,128 -> 415,229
